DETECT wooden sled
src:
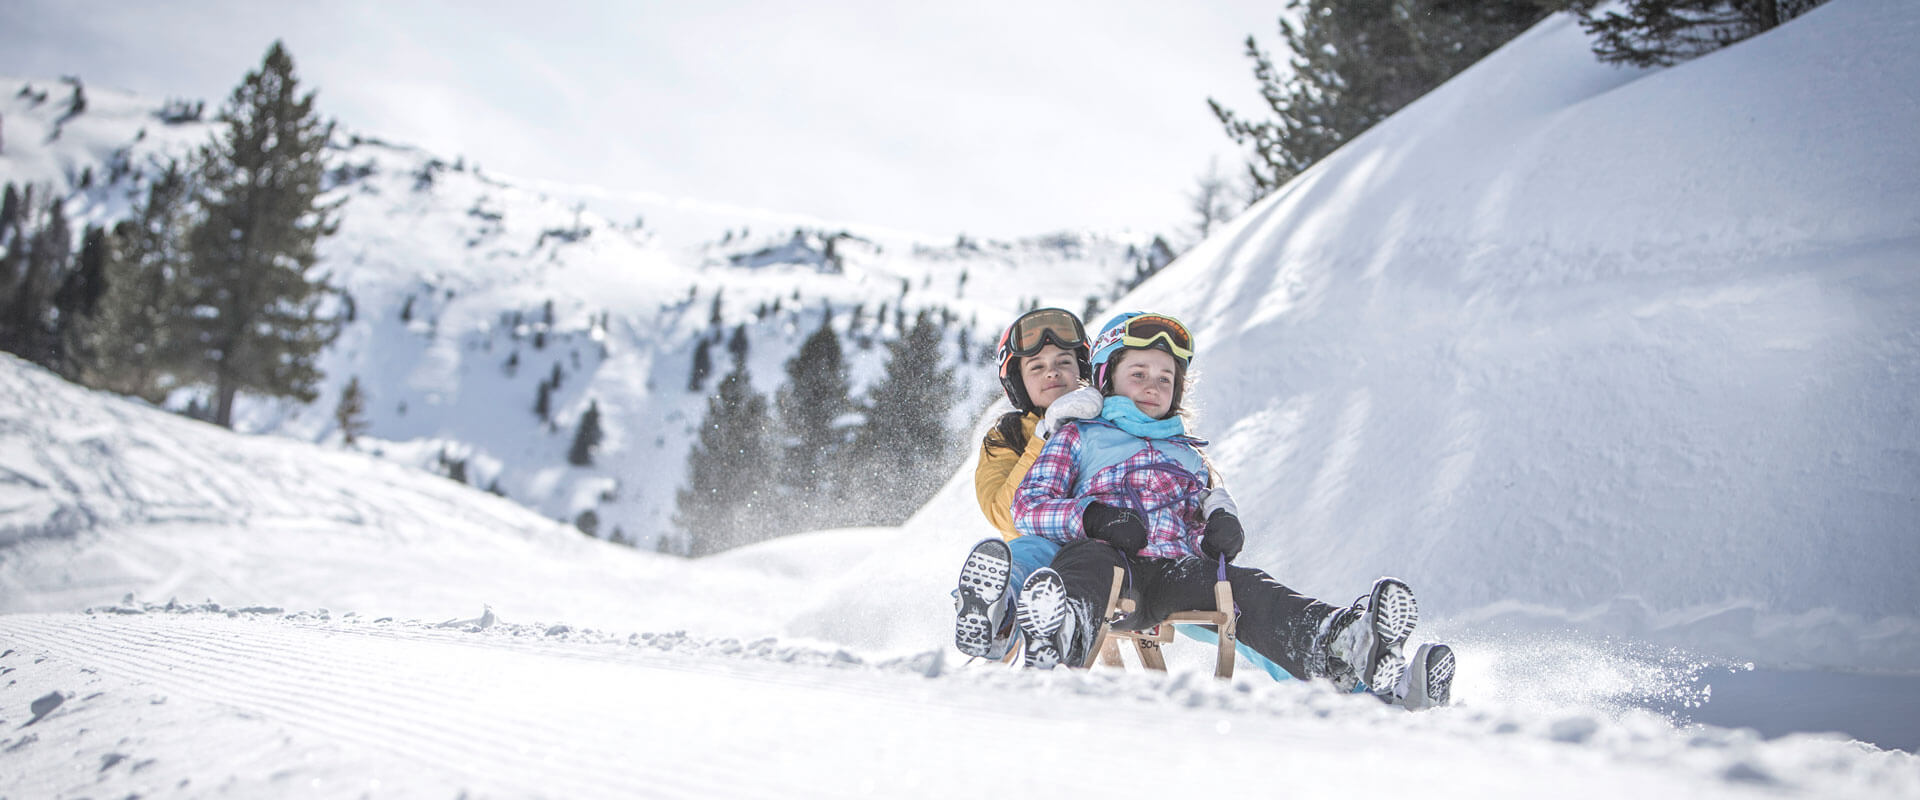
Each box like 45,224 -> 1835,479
1085,566 -> 1237,679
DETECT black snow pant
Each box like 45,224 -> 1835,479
1049,538 -> 1341,681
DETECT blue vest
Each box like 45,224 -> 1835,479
1070,420 -> 1210,499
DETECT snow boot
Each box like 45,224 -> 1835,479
1016,568 -> 1093,670
1319,577 -> 1419,696
1394,643 -> 1456,710
954,538 -> 1015,660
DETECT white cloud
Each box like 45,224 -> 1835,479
0,0 -> 1282,240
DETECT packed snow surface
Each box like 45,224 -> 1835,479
3,1 -> 1919,797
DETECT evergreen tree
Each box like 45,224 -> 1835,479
82,162 -> 193,402
335,375 -> 369,445
1,189 -> 69,366
0,184 -> 31,355
846,310 -> 958,525
0,184 -> 19,235
1579,0 -> 1824,66
1210,0 -> 1551,201
687,337 -> 713,391
535,379 -> 552,421
675,362 -> 775,555
775,311 -> 853,529
180,41 -> 342,427
568,399 -> 604,466
726,322 -> 749,367
52,224 -> 111,377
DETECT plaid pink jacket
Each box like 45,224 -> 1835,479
1011,421 -> 1211,560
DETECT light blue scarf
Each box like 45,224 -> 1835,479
1100,395 -> 1186,440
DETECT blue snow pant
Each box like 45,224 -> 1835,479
1177,625 -> 1292,681
1008,535 -> 1060,591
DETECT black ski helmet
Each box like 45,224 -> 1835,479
995,307 -> 1093,414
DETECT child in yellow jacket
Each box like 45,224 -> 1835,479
955,308 -> 1102,660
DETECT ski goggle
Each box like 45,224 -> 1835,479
1105,313 -> 1193,362
997,308 -> 1088,363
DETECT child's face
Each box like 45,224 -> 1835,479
1111,348 -> 1178,419
1020,344 -> 1080,410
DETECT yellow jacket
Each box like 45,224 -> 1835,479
974,412 -> 1046,540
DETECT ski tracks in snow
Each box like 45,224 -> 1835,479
2,610 -> 1917,799
0,612 -> 849,797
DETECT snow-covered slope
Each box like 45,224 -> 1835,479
1133,0 -> 1918,671
3,2 -> 1919,795
0,352 -> 856,641
1,72 -> 1161,548
4,348 -> 1917,797
779,0 -> 1920,678
7,606 -> 1916,800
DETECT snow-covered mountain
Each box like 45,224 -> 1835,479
3,1 -> 1918,796
0,77 -> 1163,548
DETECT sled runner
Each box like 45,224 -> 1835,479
1087,566 -> 1238,679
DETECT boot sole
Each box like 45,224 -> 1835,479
955,540 -> 1012,658
1422,644 -> 1455,708
1364,579 -> 1418,692
1017,571 -> 1069,669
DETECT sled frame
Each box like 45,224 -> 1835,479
1086,566 -> 1237,679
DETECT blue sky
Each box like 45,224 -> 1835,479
2,1 -> 1287,242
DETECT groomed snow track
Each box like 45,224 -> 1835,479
3,609 -> 1915,799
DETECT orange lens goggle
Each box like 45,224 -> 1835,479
1002,308 -> 1087,358
1116,314 -> 1193,361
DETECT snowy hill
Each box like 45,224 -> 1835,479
4,351 -> 1917,797
1141,1 -> 1920,672
1,71 -> 1161,549
3,1 -> 1920,796
792,0 -> 1920,676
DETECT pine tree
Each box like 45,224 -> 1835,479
52,224 -> 111,378
1,189 -> 69,366
675,362 -> 774,556
726,323 -> 749,367
180,41 -> 342,427
0,184 -> 31,356
568,399 -> 604,466
0,184 -> 19,235
73,163 -> 194,402
688,337 -> 713,391
846,310 -> 959,525
335,375 -> 369,445
1579,0 -> 1824,66
775,311 -> 852,529
1210,0 -> 1550,201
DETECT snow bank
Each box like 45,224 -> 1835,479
1132,1 -> 1920,671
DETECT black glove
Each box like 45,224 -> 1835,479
1082,502 -> 1148,553
1201,510 -> 1244,561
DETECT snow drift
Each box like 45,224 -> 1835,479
818,0 -> 1920,674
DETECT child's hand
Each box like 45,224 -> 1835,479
1082,501 -> 1148,552
1202,511 -> 1244,561
1038,387 -> 1104,439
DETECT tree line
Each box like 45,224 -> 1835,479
673,306 -> 965,557
1,41 -> 340,427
